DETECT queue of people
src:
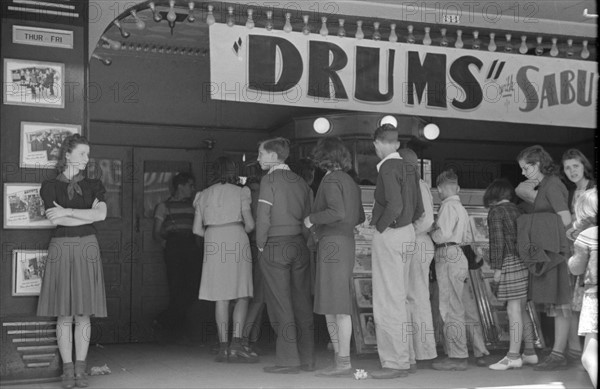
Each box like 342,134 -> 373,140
37,131 -> 596,388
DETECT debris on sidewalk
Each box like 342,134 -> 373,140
90,364 -> 111,376
354,369 -> 368,380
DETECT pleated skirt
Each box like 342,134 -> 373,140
37,235 -> 107,317
496,255 -> 529,301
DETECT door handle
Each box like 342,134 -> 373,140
135,215 -> 140,233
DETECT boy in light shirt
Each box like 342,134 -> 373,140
430,169 -> 470,371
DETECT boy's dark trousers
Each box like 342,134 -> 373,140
260,234 -> 314,367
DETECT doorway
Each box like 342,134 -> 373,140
89,145 -> 205,343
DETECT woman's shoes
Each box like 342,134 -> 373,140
521,353 -> 539,365
228,343 -> 259,363
489,356 -> 523,371
74,360 -> 88,388
62,362 -> 75,389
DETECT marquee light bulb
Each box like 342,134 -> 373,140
389,23 -> 397,42
149,2 -> 162,22
581,40 -> 590,59
188,2 -> 196,23
167,0 -> 177,23
283,13 -> 292,33
130,10 -> 145,30
455,29 -> 463,48
337,19 -> 346,37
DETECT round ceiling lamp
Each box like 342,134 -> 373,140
313,117 -> 332,134
379,115 -> 398,128
422,123 -> 440,140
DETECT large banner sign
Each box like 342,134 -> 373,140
209,24 -> 597,128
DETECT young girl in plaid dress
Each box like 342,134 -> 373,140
484,179 -> 537,370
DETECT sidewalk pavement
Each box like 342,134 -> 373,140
0,340 -> 593,389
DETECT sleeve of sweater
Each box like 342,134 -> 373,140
413,181 -> 434,234
376,164 -> 404,233
487,207 -> 505,270
568,234 -> 591,276
309,179 -> 345,225
256,176 -> 274,249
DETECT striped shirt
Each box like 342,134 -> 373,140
155,197 -> 195,236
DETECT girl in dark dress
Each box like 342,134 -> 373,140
304,137 -> 364,377
37,134 -> 107,388
516,145 -> 575,371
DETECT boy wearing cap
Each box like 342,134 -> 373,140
430,169 -> 470,371
369,125 -> 424,379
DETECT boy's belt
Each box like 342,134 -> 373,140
435,242 -> 460,249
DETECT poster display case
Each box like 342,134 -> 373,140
350,187 -> 545,354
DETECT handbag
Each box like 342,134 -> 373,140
461,244 -> 483,270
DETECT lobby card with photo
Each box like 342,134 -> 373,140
3,183 -> 53,229
354,205 -> 375,242
354,277 -> 373,308
4,58 -> 64,108
13,249 -> 48,296
469,213 -> 490,242
359,313 -> 377,345
353,242 -> 372,274
20,122 -> 81,168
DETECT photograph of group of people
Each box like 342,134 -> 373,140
4,58 -> 63,107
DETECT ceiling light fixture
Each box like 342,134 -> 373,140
420,123 -> 440,140
313,117 -> 332,134
380,115 -> 398,128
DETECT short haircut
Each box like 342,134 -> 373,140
311,137 -> 352,172
373,124 -> 398,144
483,178 -> 516,207
561,148 -> 594,181
517,145 -> 557,176
172,172 -> 194,191
573,188 -> 598,230
436,168 -> 459,187
209,156 -> 238,185
260,137 -> 290,162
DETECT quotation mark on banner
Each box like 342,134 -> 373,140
232,37 -> 244,61
486,60 -> 506,81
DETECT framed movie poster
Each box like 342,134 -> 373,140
354,277 -> 373,308
359,313 -> 377,345
3,58 -> 64,108
469,213 -> 490,242
3,183 -> 54,229
20,122 -> 81,168
353,242 -> 372,274
350,276 -> 377,354
12,249 -> 48,296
